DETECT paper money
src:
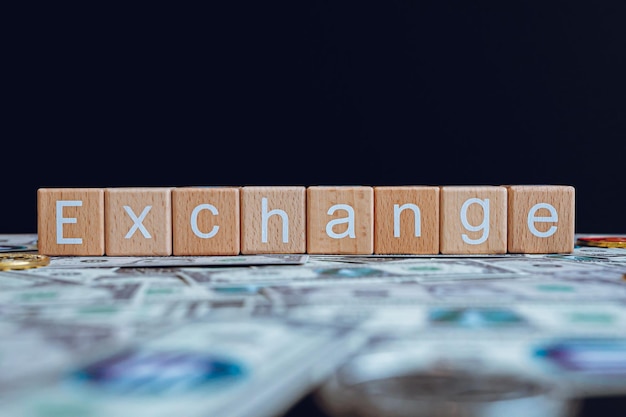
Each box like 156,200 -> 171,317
0,234 -> 38,253
44,254 -> 309,269
0,319 -> 359,417
0,234 -> 625,417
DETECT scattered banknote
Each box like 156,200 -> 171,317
45,254 -> 309,268
0,234 -> 625,417
0,234 -> 38,253
0,318 -> 359,417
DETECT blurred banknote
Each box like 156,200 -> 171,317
0,234 -> 38,253
0,234 -> 625,417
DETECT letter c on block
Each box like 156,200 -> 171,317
191,204 -> 220,238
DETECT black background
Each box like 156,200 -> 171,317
4,2 -> 626,234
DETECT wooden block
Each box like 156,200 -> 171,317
506,185 -> 575,253
307,186 -> 374,254
374,186 -> 440,254
105,187 -> 173,256
440,185 -> 507,254
240,186 -> 306,254
172,187 -> 240,256
37,188 -> 105,256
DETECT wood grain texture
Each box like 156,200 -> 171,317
172,187 -> 240,255
37,188 -> 105,256
240,186 -> 306,254
374,186 -> 440,254
506,185 -> 575,253
37,185 -> 576,256
105,187 -> 173,256
307,186 -> 374,254
440,186 -> 507,254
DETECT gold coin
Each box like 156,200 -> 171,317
0,253 -> 50,271
576,237 -> 626,249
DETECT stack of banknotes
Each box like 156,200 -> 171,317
1,233 -> 625,417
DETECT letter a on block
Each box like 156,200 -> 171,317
105,187 -> 173,256
307,186 -> 374,254
506,185 -> 575,253
37,188 -> 105,256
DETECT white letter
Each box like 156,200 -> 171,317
261,198 -> 289,243
527,203 -> 558,238
326,204 -> 355,239
124,205 -> 152,239
394,203 -> 421,238
56,200 -> 82,244
460,198 -> 490,245
191,204 -> 219,238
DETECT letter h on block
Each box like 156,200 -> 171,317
240,186 -> 307,254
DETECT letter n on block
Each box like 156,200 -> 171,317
374,186 -> 440,254
506,185 -> 575,253
240,186 -> 306,254
172,187 -> 240,255
105,187 -> 173,256
37,188 -> 105,256
440,186 -> 507,254
307,186 -> 374,254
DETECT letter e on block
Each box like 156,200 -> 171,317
37,188 -> 105,256
172,187 -> 240,255
105,187 -> 173,256
507,185 -> 575,253
374,186 -> 440,254
307,186 -> 374,254
440,186 -> 507,254
240,186 -> 306,254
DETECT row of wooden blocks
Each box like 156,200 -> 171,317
37,185 -> 575,256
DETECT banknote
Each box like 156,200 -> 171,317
0,318 -> 361,417
315,335 -> 583,417
308,293 -> 626,416
45,254 -> 309,268
0,234 -> 625,417
0,317 -> 136,395
0,234 -> 38,253
178,258 -> 526,290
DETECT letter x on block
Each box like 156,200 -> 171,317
105,187 -> 173,256
240,186 -> 306,254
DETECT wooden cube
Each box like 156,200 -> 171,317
105,187 -> 173,256
37,188 -> 105,256
374,186 -> 440,254
240,186 -> 306,254
172,187 -> 240,256
507,185 -> 575,253
440,186 -> 507,254
307,186 -> 374,254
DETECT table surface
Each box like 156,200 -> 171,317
1,233 -> 625,417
